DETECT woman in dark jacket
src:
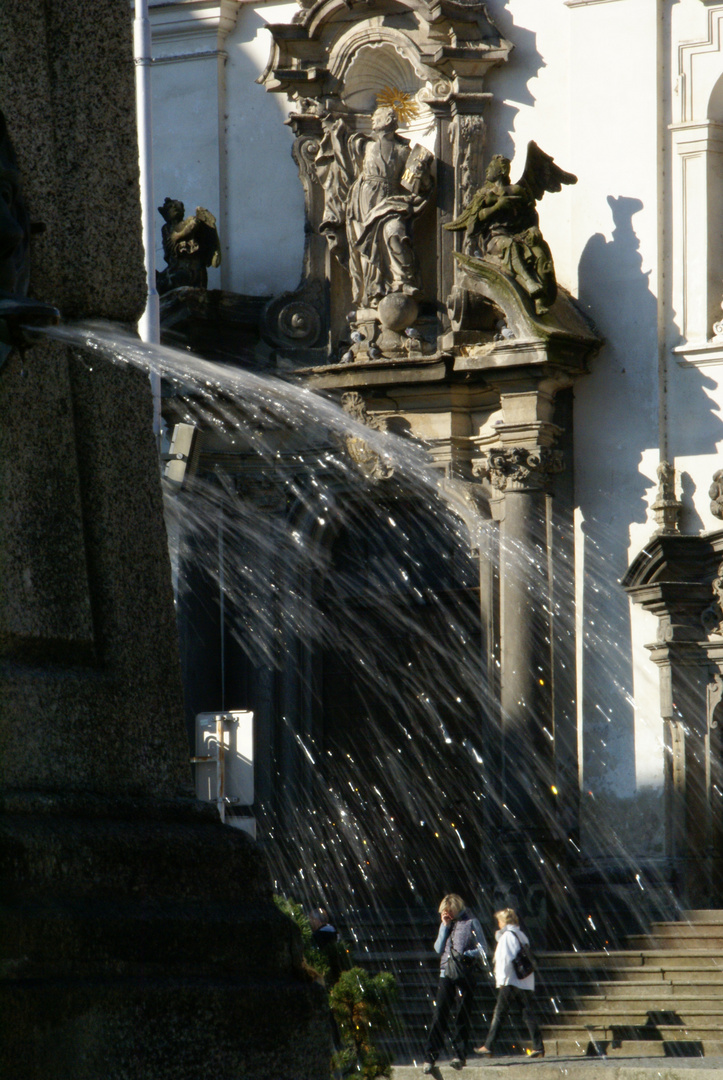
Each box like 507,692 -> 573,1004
422,893 -> 488,1073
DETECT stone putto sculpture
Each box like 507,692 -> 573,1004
156,197 -> 222,294
445,142 -> 576,315
314,105 -> 433,327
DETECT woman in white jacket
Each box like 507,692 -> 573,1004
475,908 -> 544,1058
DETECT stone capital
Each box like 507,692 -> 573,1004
485,445 -> 564,493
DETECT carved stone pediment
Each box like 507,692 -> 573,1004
623,532 -> 723,647
260,1 -> 511,100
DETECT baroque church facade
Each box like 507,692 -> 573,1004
147,0 -> 723,928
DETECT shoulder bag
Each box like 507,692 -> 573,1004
510,930 -> 535,980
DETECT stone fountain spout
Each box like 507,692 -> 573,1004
0,291 -> 60,353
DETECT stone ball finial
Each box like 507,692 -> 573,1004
377,292 -> 419,332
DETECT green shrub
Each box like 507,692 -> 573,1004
273,893 -> 330,981
330,967 -> 397,1078
273,896 -> 396,1077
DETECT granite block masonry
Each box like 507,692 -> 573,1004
0,2 -> 328,1076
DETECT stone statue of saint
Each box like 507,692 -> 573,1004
315,106 -> 433,310
445,142 -> 576,315
156,197 -> 222,295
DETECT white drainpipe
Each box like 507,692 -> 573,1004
133,0 -> 162,443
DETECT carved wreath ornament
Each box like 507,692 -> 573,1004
340,392 -> 394,481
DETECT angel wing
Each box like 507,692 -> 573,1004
444,187 -> 490,232
517,141 -> 577,202
192,207 -> 222,269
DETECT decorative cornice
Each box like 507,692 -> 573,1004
565,0 -> 625,6
150,0 -> 240,56
673,341 -> 723,367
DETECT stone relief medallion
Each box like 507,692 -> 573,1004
341,391 -> 394,481
485,446 -> 564,492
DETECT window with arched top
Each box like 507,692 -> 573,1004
671,12 -> 723,343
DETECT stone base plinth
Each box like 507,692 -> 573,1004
0,795 -> 330,1080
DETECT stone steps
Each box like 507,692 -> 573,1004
539,1022 -> 723,1040
353,910 -> 723,1061
389,1057 -> 723,1078
539,1038 -> 721,1058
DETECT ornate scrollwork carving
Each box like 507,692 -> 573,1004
485,446 -> 564,492
710,469 -> 723,520
277,300 -> 322,344
450,115 -> 486,211
262,285 -> 324,349
702,560 -> 723,637
341,391 -> 394,481
708,673 -> 723,730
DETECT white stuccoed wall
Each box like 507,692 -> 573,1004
667,0 -> 723,543
149,0 -> 305,295
224,2 -> 305,295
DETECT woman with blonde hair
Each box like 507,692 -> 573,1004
475,908 -> 544,1058
422,893 -> 488,1073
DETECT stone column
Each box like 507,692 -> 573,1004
624,531 -> 723,908
486,390 -> 564,913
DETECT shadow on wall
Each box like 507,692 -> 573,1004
574,195 -> 657,851
478,0 -> 544,158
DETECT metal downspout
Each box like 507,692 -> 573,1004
133,0 -> 162,443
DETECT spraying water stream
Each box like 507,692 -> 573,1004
42,320 -> 682,1060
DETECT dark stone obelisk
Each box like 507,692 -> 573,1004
0,3 -> 327,1076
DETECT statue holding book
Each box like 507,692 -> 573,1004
315,105 -> 433,310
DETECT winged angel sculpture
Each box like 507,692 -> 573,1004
445,142 -> 576,315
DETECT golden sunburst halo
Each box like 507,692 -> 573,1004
376,86 -> 419,124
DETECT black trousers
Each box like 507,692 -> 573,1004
485,984 -> 543,1052
425,975 -> 476,1062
